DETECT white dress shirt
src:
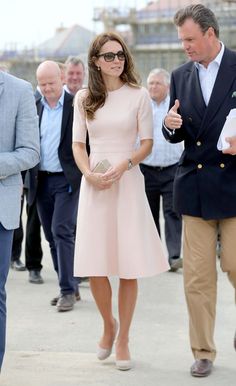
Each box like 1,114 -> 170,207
142,96 -> 183,167
195,42 -> 224,105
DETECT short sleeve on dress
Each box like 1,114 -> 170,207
137,87 -> 153,140
72,89 -> 87,143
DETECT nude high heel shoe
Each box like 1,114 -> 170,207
115,359 -> 132,371
97,319 -> 119,360
115,341 -> 132,370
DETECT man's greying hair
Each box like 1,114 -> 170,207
147,68 -> 170,85
174,3 -> 219,38
65,56 -> 85,69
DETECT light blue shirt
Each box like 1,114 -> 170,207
142,96 -> 183,167
195,42 -> 224,105
39,91 -> 64,172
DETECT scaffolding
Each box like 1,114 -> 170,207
93,0 -> 236,81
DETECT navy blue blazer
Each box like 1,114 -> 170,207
27,91 -> 82,205
162,47 -> 236,220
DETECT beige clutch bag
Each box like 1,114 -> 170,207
92,159 -> 111,173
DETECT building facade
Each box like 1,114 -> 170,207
94,0 -> 236,82
1,1 -> 236,85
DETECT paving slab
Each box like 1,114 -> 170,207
1,248 -> 235,386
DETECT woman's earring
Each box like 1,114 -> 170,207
97,66 -> 101,71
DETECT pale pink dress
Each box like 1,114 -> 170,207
73,84 -> 169,279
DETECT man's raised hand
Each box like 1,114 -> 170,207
164,99 -> 182,130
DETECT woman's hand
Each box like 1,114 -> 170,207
85,171 -> 113,190
85,160 -> 127,189
103,162 -> 128,184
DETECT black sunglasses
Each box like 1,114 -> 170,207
97,50 -> 126,62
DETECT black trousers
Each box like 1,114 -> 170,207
140,163 -> 182,260
25,199 -> 43,271
11,190 -> 43,271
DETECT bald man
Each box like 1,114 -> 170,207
28,61 -> 82,311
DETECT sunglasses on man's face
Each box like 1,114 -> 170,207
97,50 -> 126,62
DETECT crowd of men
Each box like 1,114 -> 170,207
1,2 -> 236,378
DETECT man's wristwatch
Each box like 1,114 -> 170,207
127,159 -> 133,170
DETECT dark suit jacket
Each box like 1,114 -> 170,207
27,91 -> 82,205
162,47 -> 236,220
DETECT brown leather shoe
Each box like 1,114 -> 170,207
190,359 -> 213,377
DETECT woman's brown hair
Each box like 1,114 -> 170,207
82,32 -> 140,120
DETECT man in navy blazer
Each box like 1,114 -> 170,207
163,4 -> 236,378
29,61 -> 82,312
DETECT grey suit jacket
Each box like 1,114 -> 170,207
0,71 -> 40,229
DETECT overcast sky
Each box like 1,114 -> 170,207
0,0 -> 147,50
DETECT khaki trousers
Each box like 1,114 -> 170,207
183,215 -> 236,361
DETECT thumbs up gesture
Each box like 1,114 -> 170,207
164,99 -> 182,130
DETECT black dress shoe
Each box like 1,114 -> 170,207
29,270 -> 44,284
190,359 -> 213,377
11,259 -> 26,271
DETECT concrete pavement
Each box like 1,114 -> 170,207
1,241 -> 236,386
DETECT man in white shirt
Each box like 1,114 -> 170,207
140,68 -> 183,271
64,56 -> 85,96
163,3 -> 236,378
64,56 -> 89,285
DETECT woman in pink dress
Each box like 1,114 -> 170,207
72,32 -> 169,371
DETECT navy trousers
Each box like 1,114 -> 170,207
140,163 -> 182,260
0,223 -> 13,369
36,173 -> 79,295
11,192 -> 43,270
